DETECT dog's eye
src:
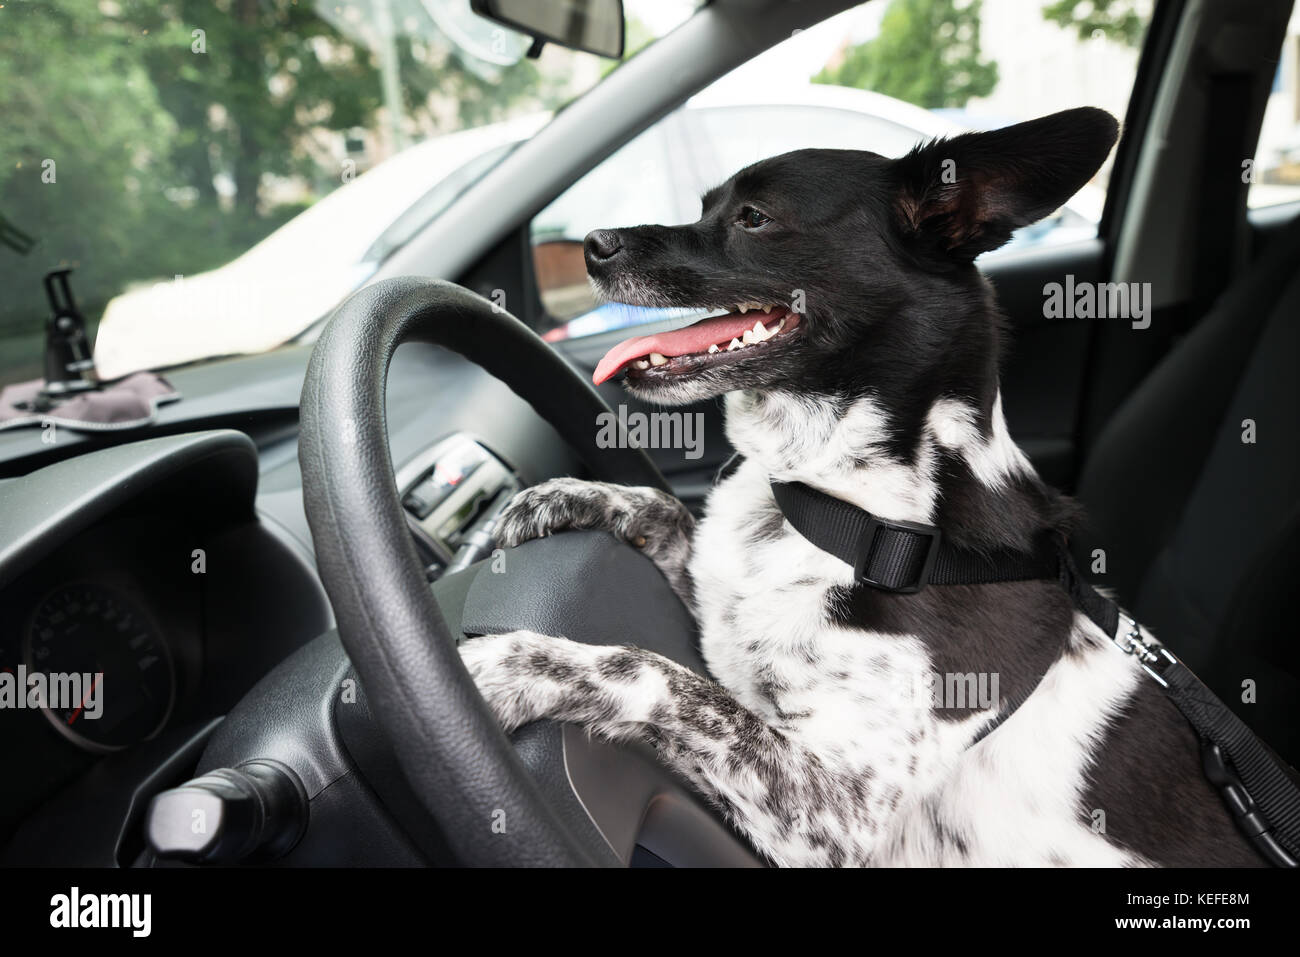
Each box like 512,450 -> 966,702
739,206 -> 771,229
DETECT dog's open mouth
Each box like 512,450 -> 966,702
592,303 -> 802,385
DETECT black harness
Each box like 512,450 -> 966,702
770,478 -> 1300,868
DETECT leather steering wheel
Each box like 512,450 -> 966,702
298,277 -> 670,866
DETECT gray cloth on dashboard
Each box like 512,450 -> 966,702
0,372 -> 180,432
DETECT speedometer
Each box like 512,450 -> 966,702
23,583 -> 175,753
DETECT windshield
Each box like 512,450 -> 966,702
0,0 -> 699,385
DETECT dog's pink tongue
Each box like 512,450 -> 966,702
592,313 -> 767,385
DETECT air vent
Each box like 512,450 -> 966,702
395,435 -> 520,578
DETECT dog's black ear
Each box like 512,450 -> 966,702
891,107 -> 1119,262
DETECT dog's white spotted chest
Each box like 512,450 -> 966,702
691,458 -> 957,859
690,390 -> 944,722
682,391 -> 1146,865
691,461 -> 862,714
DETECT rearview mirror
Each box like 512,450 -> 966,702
470,0 -> 625,59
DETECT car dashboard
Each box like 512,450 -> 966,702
0,339 -> 582,864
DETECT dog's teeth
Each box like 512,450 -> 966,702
707,343 -> 720,354
752,319 -> 770,341
633,359 -> 650,370
727,338 -> 743,351
736,303 -> 750,314
774,318 -> 785,334
742,329 -> 755,345
648,352 -> 668,367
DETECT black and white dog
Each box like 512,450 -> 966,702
460,107 -> 1261,866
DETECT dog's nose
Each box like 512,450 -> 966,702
584,229 -> 623,263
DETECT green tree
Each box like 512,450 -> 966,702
126,0 -> 384,216
0,0 -> 572,379
814,0 -> 998,110
1042,0 -> 1145,48
125,0 -> 575,213
0,0 -> 181,377
397,37 -> 567,132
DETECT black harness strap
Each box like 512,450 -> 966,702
771,480 -> 1061,593
771,479 -> 1300,867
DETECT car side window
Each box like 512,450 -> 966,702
531,120 -> 684,330
532,0 -> 1154,342
1249,34 -> 1300,210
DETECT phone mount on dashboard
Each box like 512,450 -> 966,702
0,271 -> 181,433
40,268 -> 100,404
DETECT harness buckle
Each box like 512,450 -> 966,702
852,517 -> 942,594
1113,615 -> 1177,687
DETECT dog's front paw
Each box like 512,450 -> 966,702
458,631 -> 573,733
461,632 -> 669,741
495,478 -> 693,556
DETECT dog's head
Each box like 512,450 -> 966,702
587,107 -> 1118,406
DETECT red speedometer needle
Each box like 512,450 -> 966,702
67,674 -> 101,725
